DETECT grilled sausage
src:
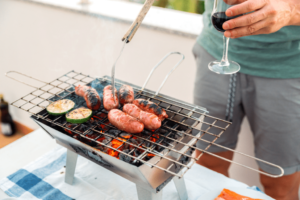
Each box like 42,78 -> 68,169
75,85 -> 101,110
108,109 -> 144,134
119,85 -> 134,105
103,85 -> 119,111
132,99 -> 168,121
123,104 -> 161,130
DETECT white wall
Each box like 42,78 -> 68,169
0,0 -> 263,189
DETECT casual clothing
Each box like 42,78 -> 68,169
193,43 -> 300,175
197,0 -> 300,79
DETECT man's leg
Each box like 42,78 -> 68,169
241,74 -> 300,200
260,170 -> 300,200
195,150 -> 234,177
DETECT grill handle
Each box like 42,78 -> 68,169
141,52 -> 185,96
5,71 -> 48,89
122,0 -> 155,43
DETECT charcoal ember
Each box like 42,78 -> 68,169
155,145 -> 165,152
102,138 -> 111,145
169,132 -> 178,140
142,130 -> 152,136
73,134 -> 83,141
87,140 -> 98,147
128,138 -> 143,146
94,111 -> 107,119
134,149 -> 142,157
56,116 -> 66,124
123,143 -> 134,150
119,150 -> 131,163
156,137 -> 164,143
94,145 -> 105,152
120,132 -> 131,139
78,124 -> 89,132
88,118 -> 98,126
107,129 -> 121,137
86,131 -> 99,139
86,131 -> 94,136
143,141 -> 151,148
159,129 -> 169,135
95,144 -> 109,153
66,123 -> 77,128
73,134 -> 97,147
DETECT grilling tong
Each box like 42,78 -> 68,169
111,0 -> 155,103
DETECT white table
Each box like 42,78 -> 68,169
0,129 -> 258,200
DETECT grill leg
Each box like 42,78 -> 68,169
136,185 -> 162,200
173,176 -> 188,200
65,149 -> 78,185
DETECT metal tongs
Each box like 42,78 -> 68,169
111,0 -> 155,103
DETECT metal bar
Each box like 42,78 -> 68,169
141,52 -> 185,95
65,149 -> 78,185
173,174 -> 188,200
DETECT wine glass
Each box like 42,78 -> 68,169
208,0 -> 241,74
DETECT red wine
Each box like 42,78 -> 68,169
212,12 -> 241,32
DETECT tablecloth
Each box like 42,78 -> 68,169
0,146 -> 258,200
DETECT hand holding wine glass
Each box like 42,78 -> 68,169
222,0 -> 300,38
208,0 -> 242,75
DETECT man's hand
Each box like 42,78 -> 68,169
223,0 -> 300,38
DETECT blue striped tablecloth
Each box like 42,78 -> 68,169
0,146 -> 259,200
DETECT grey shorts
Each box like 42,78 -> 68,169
193,42 -> 300,175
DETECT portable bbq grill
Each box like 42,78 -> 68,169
6,52 -> 284,200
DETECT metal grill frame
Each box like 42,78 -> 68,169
6,70 -> 284,178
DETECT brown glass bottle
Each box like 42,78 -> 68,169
0,94 -> 16,136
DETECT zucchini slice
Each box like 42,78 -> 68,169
66,107 -> 92,124
47,99 -> 75,116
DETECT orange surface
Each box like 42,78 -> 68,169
0,131 -> 25,148
214,189 -> 263,200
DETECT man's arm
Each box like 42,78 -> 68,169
222,0 -> 300,38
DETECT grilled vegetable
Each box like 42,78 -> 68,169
66,107 -> 92,124
46,99 -> 75,116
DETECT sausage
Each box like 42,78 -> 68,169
103,85 -> 119,111
119,85 -> 134,105
75,85 -> 101,110
108,109 -> 144,134
132,99 -> 168,121
123,104 -> 161,130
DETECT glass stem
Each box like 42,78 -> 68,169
220,36 -> 230,66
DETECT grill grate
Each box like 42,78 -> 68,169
7,70 -> 284,178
